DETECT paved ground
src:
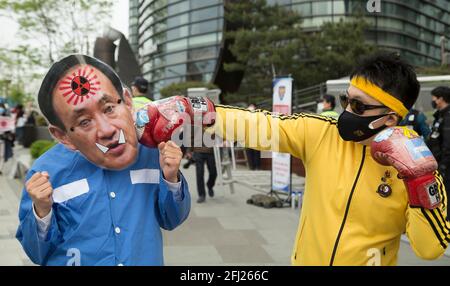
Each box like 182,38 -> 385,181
0,146 -> 449,266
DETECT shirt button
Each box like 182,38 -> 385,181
115,227 -> 121,234
110,192 -> 116,198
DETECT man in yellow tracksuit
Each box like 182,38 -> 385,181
212,53 -> 450,265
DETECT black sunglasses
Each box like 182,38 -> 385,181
339,92 -> 387,115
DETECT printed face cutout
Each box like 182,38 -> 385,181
95,129 -> 126,154
58,67 -> 101,105
51,64 -> 139,170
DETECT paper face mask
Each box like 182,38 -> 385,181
95,129 -> 126,154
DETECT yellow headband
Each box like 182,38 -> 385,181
350,76 -> 408,118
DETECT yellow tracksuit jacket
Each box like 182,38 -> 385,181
214,105 -> 450,266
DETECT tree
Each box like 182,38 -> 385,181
0,46 -> 41,101
0,0 -> 113,100
9,83 -> 33,105
302,18 -> 377,87
160,81 -> 218,98
223,0 -> 377,103
416,65 -> 450,75
0,0 -> 113,64
224,0 -> 308,103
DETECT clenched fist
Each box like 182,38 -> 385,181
158,141 -> 182,183
25,172 -> 53,218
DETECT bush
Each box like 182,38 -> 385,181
35,114 -> 48,127
30,140 -> 57,159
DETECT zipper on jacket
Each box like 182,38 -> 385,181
329,146 -> 366,266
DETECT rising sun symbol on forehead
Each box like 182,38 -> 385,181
58,67 -> 101,105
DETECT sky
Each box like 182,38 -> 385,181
0,0 -> 129,49
111,0 -> 129,37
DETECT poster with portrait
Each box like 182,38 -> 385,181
271,77 -> 293,192
0,116 -> 15,133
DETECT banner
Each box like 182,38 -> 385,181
0,116 -> 15,133
271,77 -> 292,192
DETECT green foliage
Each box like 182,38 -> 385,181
30,140 -> 56,159
416,65 -> 450,75
35,114 -> 48,127
9,84 -> 33,105
224,0 -> 377,101
160,81 -> 218,98
1,0 -> 113,63
0,46 -> 43,95
224,0 -> 307,99
301,19 -> 377,87
0,0 -> 113,95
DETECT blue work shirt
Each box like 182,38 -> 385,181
16,143 -> 190,266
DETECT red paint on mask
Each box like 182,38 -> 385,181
58,67 -> 101,105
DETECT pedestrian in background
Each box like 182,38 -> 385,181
426,86 -> 450,221
399,108 -> 430,138
245,104 -> 261,170
189,124 -> 218,203
13,104 -> 26,146
318,94 -> 339,119
0,103 -> 15,174
131,76 -> 151,110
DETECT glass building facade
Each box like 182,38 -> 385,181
285,0 -> 450,66
129,0 -> 140,55
132,0 -> 450,98
133,0 -> 223,99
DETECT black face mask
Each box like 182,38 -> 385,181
337,110 -> 388,142
431,101 -> 437,109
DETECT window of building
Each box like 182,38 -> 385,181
378,18 -> 403,31
190,20 -> 220,35
312,1 -> 332,15
191,6 -> 220,22
189,33 -> 218,47
436,22 -> 444,34
154,0 -> 169,10
165,51 -> 188,65
188,46 -> 218,61
267,0 -> 291,5
165,64 -> 187,77
292,2 -> 312,17
187,59 -> 216,74
190,0 -> 221,9
167,12 -> 189,28
333,1 -> 346,14
167,25 -> 189,41
168,1 -> 189,15
404,22 -> 417,36
166,38 -> 188,52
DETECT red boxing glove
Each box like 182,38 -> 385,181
135,96 -> 216,148
371,126 -> 441,209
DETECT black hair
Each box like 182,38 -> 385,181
350,52 -> 420,113
38,54 -> 123,131
322,94 -> 336,109
431,86 -> 450,104
136,85 -> 148,94
132,77 -> 149,94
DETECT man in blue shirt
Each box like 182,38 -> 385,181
16,54 -> 191,266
